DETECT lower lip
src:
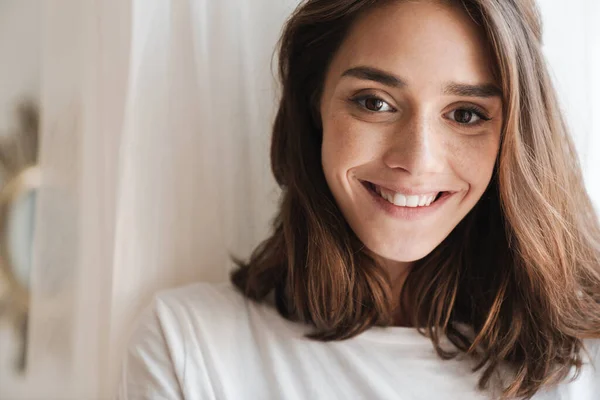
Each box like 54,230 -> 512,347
360,181 -> 454,221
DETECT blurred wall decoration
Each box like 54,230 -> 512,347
0,1 -> 42,397
0,0 -> 598,399
0,100 -> 40,375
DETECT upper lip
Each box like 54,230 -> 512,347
362,180 -> 456,196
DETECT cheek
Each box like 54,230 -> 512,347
321,113 -> 380,178
449,133 -> 500,194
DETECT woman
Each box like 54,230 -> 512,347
118,0 -> 600,399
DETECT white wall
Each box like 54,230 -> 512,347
540,0 -> 600,210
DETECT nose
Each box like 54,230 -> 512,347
381,114 -> 444,175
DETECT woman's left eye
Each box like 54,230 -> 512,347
447,107 -> 491,126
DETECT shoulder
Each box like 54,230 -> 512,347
149,280 -> 260,354
561,338 -> 600,396
583,337 -> 600,367
153,280 -> 249,321
117,281 -> 253,399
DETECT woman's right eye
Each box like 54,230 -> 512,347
352,95 -> 396,113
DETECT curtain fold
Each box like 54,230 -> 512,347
30,0 -> 297,398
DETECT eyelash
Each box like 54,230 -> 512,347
451,105 -> 492,127
349,94 -> 492,127
350,95 -> 397,114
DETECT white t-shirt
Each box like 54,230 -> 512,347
117,281 -> 600,400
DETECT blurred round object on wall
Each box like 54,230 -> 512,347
0,166 -> 40,309
0,100 -> 39,316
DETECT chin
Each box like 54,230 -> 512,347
361,235 -> 438,264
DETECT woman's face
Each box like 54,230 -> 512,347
320,0 -> 503,265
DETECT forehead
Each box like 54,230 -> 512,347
330,0 -> 497,89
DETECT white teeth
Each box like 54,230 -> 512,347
374,185 -> 441,208
406,195 -> 419,207
392,193 -> 407,207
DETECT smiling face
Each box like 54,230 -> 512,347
320,0 -> 503,266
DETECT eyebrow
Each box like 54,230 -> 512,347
341,66 -> 503,99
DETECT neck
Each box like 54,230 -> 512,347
372,255 -> 414,327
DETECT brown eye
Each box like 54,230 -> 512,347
353,95 -> 395,113
365,98 -> 385,111
454,109 -> 476,124
447,106 -> 491,127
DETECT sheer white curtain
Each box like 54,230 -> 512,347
25,0 -> 297,398
10,0 -> 599,399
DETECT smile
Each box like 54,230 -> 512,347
375,186 -> 438,207
364,182 -> 449,208
360,181 -> 454,220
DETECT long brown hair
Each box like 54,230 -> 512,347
230,0 -> 600,398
